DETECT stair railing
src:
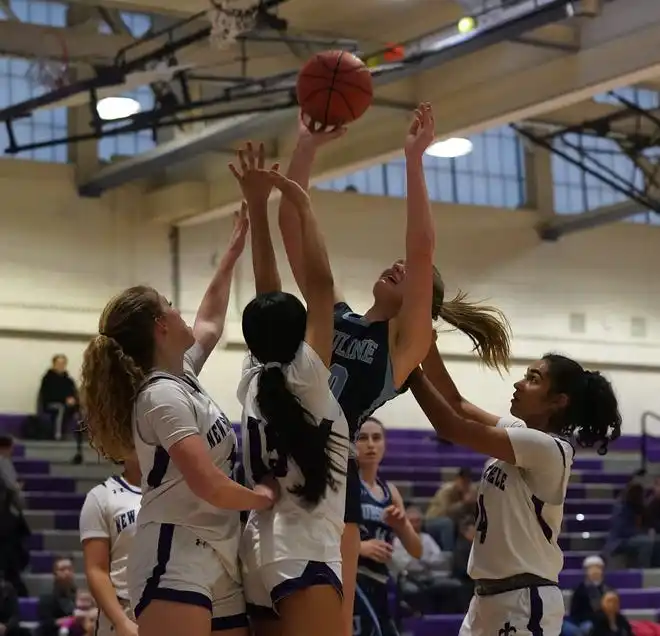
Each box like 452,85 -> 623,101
640,411 -> 660,474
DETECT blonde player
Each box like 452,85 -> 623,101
229,143 -> 349,636
79,212 -> 277,636
80,453 -> 141,636
408,345 -> 622,636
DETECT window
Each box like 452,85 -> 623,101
3,0 -> 66,26
316,125 -> 526,209
0,57 -> 67,162
98,86 -> 156,160
99,11 -> 152,37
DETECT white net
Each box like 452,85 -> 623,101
25,58 -> 71,91
207,0 -> 257,49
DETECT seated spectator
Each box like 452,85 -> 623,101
590,591 -> 633,636
0,575 -> 25,636
565,555 -> 610,635
58,591 -> 97,636
645,476 -> 660,532
391,505 -> 461,614
37,556 -> 77,636
604,482 -> 660,567
451,516 -> 475,612
0,443 -> 29,597
424,468 -> 477,551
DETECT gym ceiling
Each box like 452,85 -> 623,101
1,0 -> 660,228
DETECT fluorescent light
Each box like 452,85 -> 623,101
426,137 -> 473,159
97,96 -> 141,121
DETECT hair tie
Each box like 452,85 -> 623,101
264,362 -> 282,371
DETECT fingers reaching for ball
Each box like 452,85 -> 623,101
228,141 -> 280,205
405,102 -> 436,157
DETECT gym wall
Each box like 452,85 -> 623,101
1,165 -> 659,434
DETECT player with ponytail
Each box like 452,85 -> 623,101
232,143 -> 349,636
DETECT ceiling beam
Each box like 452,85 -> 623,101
143,0 -> 660,224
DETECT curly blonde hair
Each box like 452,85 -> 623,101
80,286 -> 163,462
431,266 -> 512,372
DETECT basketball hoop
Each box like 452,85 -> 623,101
207,0 -> 257,50
25,33 -> 72,91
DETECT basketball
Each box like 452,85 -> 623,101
296,50 -> 374,127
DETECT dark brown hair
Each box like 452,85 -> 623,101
80,286 -> 163,462
431,266 -> 512,372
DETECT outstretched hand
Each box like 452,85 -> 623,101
226,201 -> 249,256
297,110 -> 347,149
266,170 -> 311,212
228,141 -> 280,204
405,102 -> 435,157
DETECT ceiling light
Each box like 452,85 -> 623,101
426,137 -> 473,159
96,96 -> 141,121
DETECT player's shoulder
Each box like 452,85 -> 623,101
84,481 -> 110,506
496,415 -> 527,429
137,373 -> 190,408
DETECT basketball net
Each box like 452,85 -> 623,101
25,34 -> 72,91
207,0 -> 257,49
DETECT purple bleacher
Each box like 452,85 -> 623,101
564,500 -> 613,515
380,453 -> 603,471
563,515 -> 610,532
21,475 -> 77,493
24,493 -> 85,511
574,471 -> 631,485
19,597 -> 38,622
0,414 -> 25,437
618,589 -> 660,609
559,569 -> 642,589
12,458 -> 50,474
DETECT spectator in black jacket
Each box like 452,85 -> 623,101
591,591 -> 633,636
37,356 -> 84,463
37,557 -> 76,636
0,575 -> 24,636
568,555 -> 610,631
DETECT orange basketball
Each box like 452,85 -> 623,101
296,50 -> 374,127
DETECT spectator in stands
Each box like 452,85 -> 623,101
0,439 -> 29,597
644,476 -> 660,532
450,516 -> 475,612
565,555 -> 610,636
590,591 -> 633,636
37,556 -> 77,636
0,574 -> 24,636
424,468 -> 476,550
0,435 -> 22,509
391,505 -> 462,614
37,355 -> 78,442
604,481 -> 660,567
58,591 -> 98,636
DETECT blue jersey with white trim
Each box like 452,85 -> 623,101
468,416 -> 574,582
331,302 -> 405,438
358,478 -> 394,583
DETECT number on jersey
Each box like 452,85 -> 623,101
329,363 -> 349,399
476,494 -> 488,544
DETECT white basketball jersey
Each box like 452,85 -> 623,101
468,416 -> 574,582
237,341 -> 349,566
79,475 -> 142,600
133,344 -> 241,577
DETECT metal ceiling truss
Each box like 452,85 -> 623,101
512,91 -> 660,240
0,0 -> 578,189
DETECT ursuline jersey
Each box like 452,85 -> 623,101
357,477 -> 394,584
468,416 -> 574,582
237,341 -> 349,566
331,302 -> 406,440
132,342 -> 241,580
79,475 -> 142,600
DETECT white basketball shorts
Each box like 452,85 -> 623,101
243,558 -> 342,615
459,585 -> 564,636
94,600 -> 133,636
128,522 -> 246,631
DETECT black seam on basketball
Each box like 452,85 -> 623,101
333,88 -> 357,121
298,73 -> 372,97
324,51 -> 345,126
300,87 -> 334,104
315,53 -> 339,73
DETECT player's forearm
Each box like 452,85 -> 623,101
278,141 -> 317,295
85,567 -> 132,629
247,197 -> 281,294
298,203 -> 334,292
199,469 -> 272,511
397,523 -> 423,560
404,155 -> 435,258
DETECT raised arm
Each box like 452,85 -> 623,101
390,103 -> 437,388
277,114 -> 345,304
269,170 -> 335,366
229,142 -> 281,295
421,338 -> 499,427
192,207 -> 249,367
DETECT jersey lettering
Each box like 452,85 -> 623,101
206,415 -> 230,449
114,508 -> 137,534
332,331 -> 379,364
483,464 -> 508,491
476,493 -> 488,544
